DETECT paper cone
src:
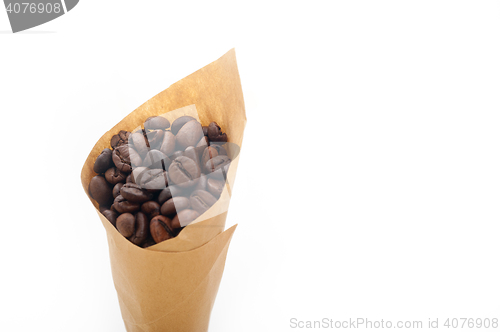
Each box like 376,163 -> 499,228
80,49 -> 246,331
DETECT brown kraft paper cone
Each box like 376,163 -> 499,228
80,49 -> 246,331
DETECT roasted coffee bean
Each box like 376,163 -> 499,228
176,120 -> 204,150
145,130 -> 164,150
94,148 -> 113,174
204,155 -> 230,174
126,174 -> 133,183
112,144 -> 142,173
207,122 -> 227,142
159,131 -> 176,157
202,126 -> 208,136
114,195 -> 141,214
113,183 -> 124,198
161,196 -> 190,216
89,175 -> 113,206
196,136 -> 209,149
201,146 -> 218,167
105,167 -> 127,185
207,178 -> 225,198
130,131 -> 149,157
171,209 -> 199,228
168,156 -> 201,188
143,150 -> 171,170
190,190 -> 217,214
116,212 -> 149,246
138,168 -> 168,190
101,209 -> 118,227
150,215 -> 175,243
171,115 -> 196,135
120,183 -> 153,203
110,130 -> 130,149
141,201 -> 161,219
144,116 -> 170,131
210,142 -> 227,156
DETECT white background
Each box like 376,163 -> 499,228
1,1 -> 499,331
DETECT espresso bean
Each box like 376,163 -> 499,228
201,146 -> 218,167
171,115 -> 196,135
171,209 -> 199,228
101,209 -> 118,227
184,146 -> 201,168
89,175 -> 113,206
193,174 -> 208,191
143,149 -> 171,170
159,131 -> 176,157
126,174 -> 133,183
210,142 -> 227,156
144,116 -> 170,131
145,130 -> 164,150
120,183 -> 153,203
168,156 -> 201,187
110,130 -> 130,149
204,155 -> 230,174
190,190 -> 217,214
207,121 -> 227,142
176,120 -> 204,150
150,215 -> 175,243
207,178 -> 225,198
94,148 -> 113,174
157,186 -> 183,205
116,212 -> 149,246
112,144 -> 142,173
113,183 -> 124,198
105,167 -> 127,185
141,201 -> 160,219
113,195 -> 141,214
202,126 -> 208,136
171,150 -> 183,160
161,196 -> 190,216
130,131 -> 149,157
138,168 -> 168,190
130,166 -> 148,184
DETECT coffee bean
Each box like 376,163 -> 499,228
116,212 -> 149,246
176,120 -> 204,150
89,175 -> 113,206
202,126 -> 208,136
207,122 -> 227,142
126,174 -> 133,183
94,148 -> 113,174
138,168 -> 168,190
159,131 -> 176,157
113,195 -> 141,214
120,183 -> 153,203
105,167 -> 127,185
112,183 -> 124,198
210,142 -> 227,156
171,209 -> 199,228
150,215 -> 175,243
130,166 -> 148,184
201,146 -> 218,167
193,174 -> 208,191
171,150 -> 183,160
168,156 -> 201,188
171,115 -> 196,135
145,130 -> 164,150
130,131 -> 149,157
160,196 -> 190,216
141,201 -> 160,219
207,178 -> 225,198
112,144 -> 142,173
110,130 -> 130,149
190,190 -> 217,214
184,146 -> 201,168
101,209 -> 118,227
144,116 -> 170,131
204,155 -> 230,174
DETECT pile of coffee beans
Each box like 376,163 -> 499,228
88,115 -> 232,248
